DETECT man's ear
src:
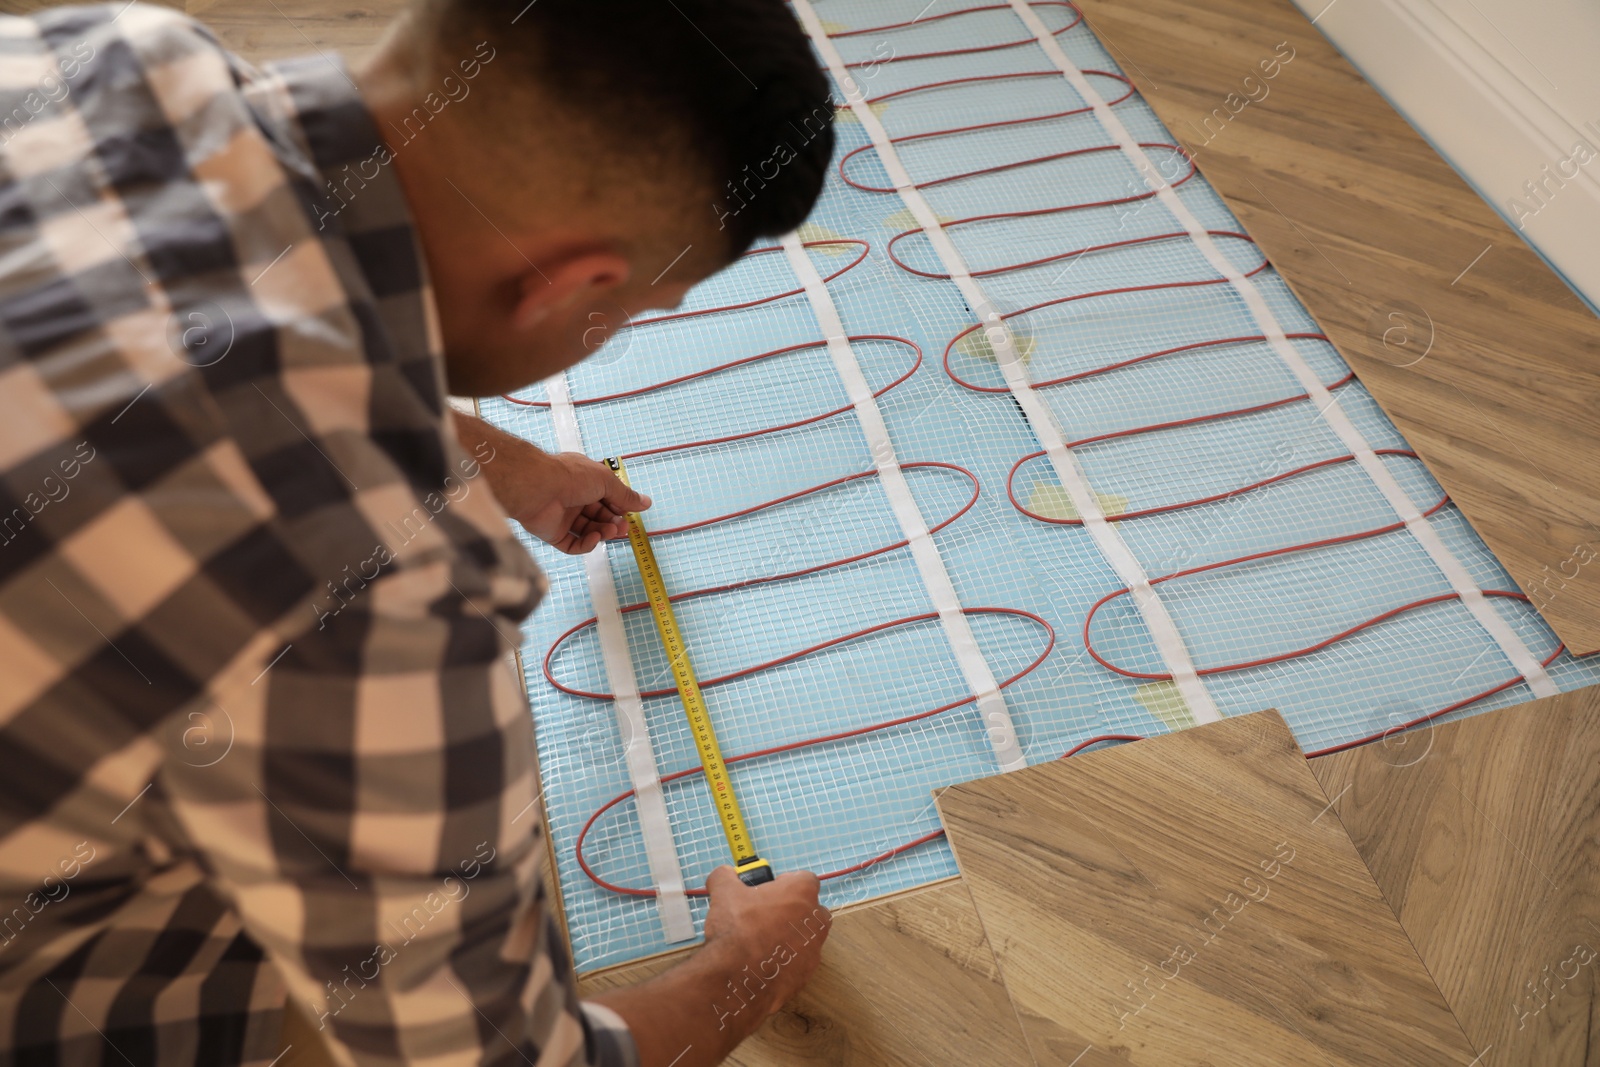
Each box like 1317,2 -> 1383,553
512,252 -> 631,330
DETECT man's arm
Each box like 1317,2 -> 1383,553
452,411 -> 837,1063
162,556 -> 835,1067
590,867 -> 833,1067
268,865 -> 830,1067
452,410 -> 650,553
452,409 -> 836,1063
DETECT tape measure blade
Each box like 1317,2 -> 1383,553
606,457 -> 766,873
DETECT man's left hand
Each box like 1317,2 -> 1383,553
453,411 -> 651,554
513,450 -> 652,554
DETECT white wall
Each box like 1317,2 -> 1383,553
1296,0 -> 1600,311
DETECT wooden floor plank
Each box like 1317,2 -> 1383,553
577,879 -> 1037,1066
1310,685 -> 1600,1065
1072,0 -> 1600,653
935,710 -> 1479,1066
187,0 -> 401,66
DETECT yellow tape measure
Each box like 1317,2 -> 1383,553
605,458 -> 775,888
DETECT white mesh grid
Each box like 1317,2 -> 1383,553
474,0 -> 1600,971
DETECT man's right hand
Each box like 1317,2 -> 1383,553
700,866 -> 831,1017
587,867 -> 832,1067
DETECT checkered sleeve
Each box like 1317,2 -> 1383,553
0,5 -> 636,1065
162,559 -> 629,1067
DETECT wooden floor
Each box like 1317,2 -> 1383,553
1312,685 -> 1600,1065
188,0 -> 404,65
1071,0 -> 1600,654
579,695 -> 1600,1065
936,711 -> 1478,1066
0,0 -> 403,66
578,879 -> 1039,1066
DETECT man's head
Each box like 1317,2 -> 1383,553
356,0 -> 834,396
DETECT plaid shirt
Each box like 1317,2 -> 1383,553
0,5 -> 636,1065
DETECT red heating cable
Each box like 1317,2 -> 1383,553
839,77 -> 1155,194
626,240 -> 868,330
575,607 -> 1056,898
838,70 -> 1141,208
980,330 -> 1338,396
1077,489 -> 1547,681
499,239 -> 870,409
507,335 -> 922,461
847,139 -> 1190,198
838,66 -> 1199,273
863,68 -> 1134,121
1004,398 -> 1382,523
1062,671 -> 1573,764
841,73 -> 1182,201
497,240 -> 927,460
543,463 -> 983,699
829,2 -> 1084,67
941,234 -> 1271,382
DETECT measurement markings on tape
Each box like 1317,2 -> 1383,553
606,457 -> 776,887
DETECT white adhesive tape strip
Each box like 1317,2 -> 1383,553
794,0 -> 1222,723
781,233 -> 1028,770
1006,0 -> 1556,699
543,373 -> 695,943
981,309 -> 1220,722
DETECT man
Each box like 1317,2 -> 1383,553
0,0 -> 836,1064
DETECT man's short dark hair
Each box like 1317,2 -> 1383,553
435,0 -> 835,257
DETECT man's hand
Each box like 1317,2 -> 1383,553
512,450 -> 652,554
700,866 -> 830,1017
588,867 -> 831,1067
452,412 -> 650,553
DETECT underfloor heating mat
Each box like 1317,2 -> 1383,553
476,0 -> 1600,971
